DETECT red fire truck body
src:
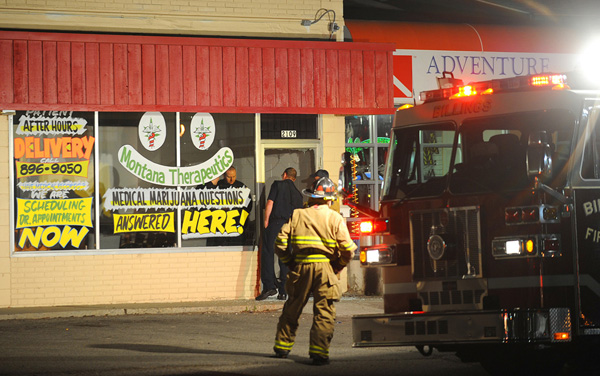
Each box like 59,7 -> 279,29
350,72 -> 600,370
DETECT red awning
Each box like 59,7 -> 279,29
0,31 -> 396,114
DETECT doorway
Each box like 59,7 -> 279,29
257,144 -> 319,292
264,148 -> 317,196
260,144 -> 319,221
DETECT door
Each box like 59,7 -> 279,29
260,145 -> 319,220
259,144 -> 319,289
264,148 -> 317,197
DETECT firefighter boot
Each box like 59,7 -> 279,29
310,354 -> 330,365
273,347 -> 289,358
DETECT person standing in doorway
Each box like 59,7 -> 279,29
256,167 -> 303,301
272,177 -> 357,365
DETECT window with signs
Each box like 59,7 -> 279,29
13,111 -> 96,252
12,111 -> 256,252
345,115 -> 393,209
97,112 -> 178,249
179,113 -> 256,248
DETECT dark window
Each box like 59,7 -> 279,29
452,110 -> 574,193
261,114 -> 318,139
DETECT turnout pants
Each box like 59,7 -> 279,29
261,219 -> 288,292
274,260 -> 341,359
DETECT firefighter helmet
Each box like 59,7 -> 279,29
303,177 -> 337,200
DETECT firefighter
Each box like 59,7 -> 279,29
272,177 -> 357,365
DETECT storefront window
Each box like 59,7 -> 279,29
13,111 -> 256,252
98,112 -> 178,249
355,184 -> 376,209
345,114 -> 393,210
179,113 -> 256,247
377,115 -> 393,139
13,111 -> 96,251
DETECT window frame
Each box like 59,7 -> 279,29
344,114 -> 393,210
10,111 -> 262,256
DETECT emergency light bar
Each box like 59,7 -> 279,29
420,73 -> 568,103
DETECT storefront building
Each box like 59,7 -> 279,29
0,1 -> 395,308
4,2 -> 588,307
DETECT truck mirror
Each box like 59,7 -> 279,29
526,131 -> 553,179
339,151 -> 354,197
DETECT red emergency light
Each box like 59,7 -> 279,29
531,74 -> 566,88
359,218 -> 389,234
420,73 -> 569,103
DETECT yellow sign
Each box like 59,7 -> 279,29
181,209 -> 249,236
18,226 -> 89,249
113,212 -> 175,233
16,197 -> 93,228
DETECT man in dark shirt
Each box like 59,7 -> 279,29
197,176 -> 221,246
197,176 -> 221,189
216,166 -> 252,246
218,166 -> 246,189
218,166 -> 252,212
256,167 -> 303,301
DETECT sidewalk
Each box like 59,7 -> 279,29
0,295 -> 384,320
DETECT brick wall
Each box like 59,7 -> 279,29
322,114 -> 349,292
0,0 -> 344,39
0,1 -> 349,308
322,114 -> 346,179
0,115 -> 10,307
9,252 -> 258,307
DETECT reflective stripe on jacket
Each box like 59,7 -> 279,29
275,204 -> 357,266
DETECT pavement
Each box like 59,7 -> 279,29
0,294 -> 384,320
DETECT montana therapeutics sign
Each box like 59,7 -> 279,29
118,145 -> 234,187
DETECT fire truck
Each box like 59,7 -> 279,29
347,71 -> 600,374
